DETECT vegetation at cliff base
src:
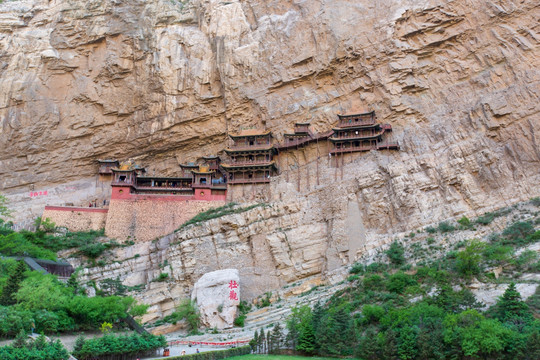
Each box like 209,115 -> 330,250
0,333 -> 70,360
73,333 -> 166,360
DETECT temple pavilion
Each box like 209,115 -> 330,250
329,110 -> 398,154
221,129 -> 278,184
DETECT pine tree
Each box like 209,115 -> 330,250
0,260 -> 26,306
270,323 -> 284,352
296,321 -> 316,355
267,330 -> 272,354
251,330 -> 259,353
357,328 -> 380,360
259,328 -> 266,354
495,282 -> 531,322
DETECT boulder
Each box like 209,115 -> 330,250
191,269 -> 240,329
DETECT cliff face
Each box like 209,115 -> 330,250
1,0 -> 539,224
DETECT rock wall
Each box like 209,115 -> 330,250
1,0 -> 539,236
42,206 -> 108,232
104,198 -> 225,242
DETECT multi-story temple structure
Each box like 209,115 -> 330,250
109,159 -> 226,201
329,111 -> 399,154
221,130 -> 278,184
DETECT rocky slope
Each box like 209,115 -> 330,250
76,198 -> 539,324
1,0 -> 539,225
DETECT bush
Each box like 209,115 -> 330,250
458,216 -> 472,228
73,333 -> 166,360
365,262 -> 388,273
350,263 -> 365,274
386,241 -> 405,266
426,226 -> 437,233
530,197 -> 540,207
386,272 -> 416,294
363,274 -> 385,291
177,203 -> 262,230
501,221 -> 535,245
0,336 -> 70,360
361,305 -> 385,324
456,240 -> 486,277
234,314 -> 246,327
438,221 -> 456,233
163,299 -> 199,333
475,213 -> 495,225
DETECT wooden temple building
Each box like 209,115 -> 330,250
107,158 -> 227,200
329,111 -> 399,154
99,109 -> 397,199
221,130 -> 278,184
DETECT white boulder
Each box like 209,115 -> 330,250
191,269 -> 240,329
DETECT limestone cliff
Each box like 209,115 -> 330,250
1,0 -> 539,225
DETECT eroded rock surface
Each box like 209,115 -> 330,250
0,0 -> 538,228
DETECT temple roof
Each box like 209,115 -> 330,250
202,155 -> 220,160
229,129 -> 272,138
338,109 -> 374,117
97,159 -> 119,164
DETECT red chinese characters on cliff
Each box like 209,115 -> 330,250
228,280 -> 239,301
29,191 -> 48,197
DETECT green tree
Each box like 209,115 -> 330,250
0,261 -> 26,306
269,322 -> 283,353
493,282 -> 531,323
455,240 -> 486,277
386,241 -> 405,266
296,320 -> 316,354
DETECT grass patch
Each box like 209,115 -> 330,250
176,203 -> 264,231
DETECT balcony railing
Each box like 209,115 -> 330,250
228,143 -> 273,151
223,160 -> 272,167
135,185 -> 193,191
330,145 -> 377,154
228,178 -> 271,184
331,130 -> 384,140
337,118 -> 376,128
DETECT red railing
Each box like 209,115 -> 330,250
331,129 -> 384,140
167,340 -> 251,347
330,145 -> 377,154
228,143 -> 273,151
223,160 -> 272,167
228,178 -> 271,184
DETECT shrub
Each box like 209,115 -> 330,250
363,274 -> 385,291
426,237 -> 435,245
362,305 -> 385,324
365,262 -> 388,273
155,272 -> 169,282
386,241 -> 405,266
386,272 -> 416,294
458,216 -> 472,228
426,226 -> 437,233
177,203 -> 263,230
163,299 -> 199,333
501,221 -> 535,245
73,333 -> 166,360
0,336 -> 69,360
456,240 -> 486,277
475,213 -> 495,225
234,314 -> 246,327
438,221 -> 456,233
350,263 -> 365,274
530,197 -> 540,207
